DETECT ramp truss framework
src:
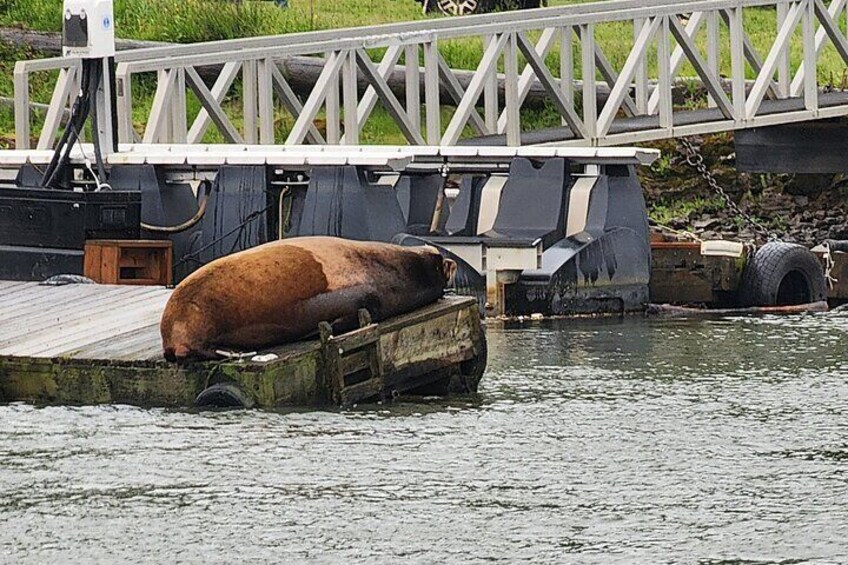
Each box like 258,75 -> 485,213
13,0 -> 848,149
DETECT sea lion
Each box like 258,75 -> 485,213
160,236 -> 456,362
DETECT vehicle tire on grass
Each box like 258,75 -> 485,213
739,241 -> 826,307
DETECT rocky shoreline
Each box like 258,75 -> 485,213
640,133 -> 848,248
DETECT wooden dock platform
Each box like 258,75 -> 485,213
0,281 -> 485,408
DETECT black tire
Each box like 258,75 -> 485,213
739,242 -> 826,306
195,383 -> 254,409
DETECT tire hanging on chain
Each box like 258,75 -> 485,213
739,241 -> 827,306
678,138 -> 829,307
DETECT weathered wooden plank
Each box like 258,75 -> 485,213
0,282 -> 159,313
339,349 -> 371,376
380,305 -> 475,373
0,283 -> 110,313
26,298 -> 171,357
0,283 -> 70,307
67,323 -> 162,360
2,291 -> 170,357
379,295 -> 475,332
0,285 -> 147,332
0,289 -> 164,349
0,281 -> 36,294
330,324 -> 379,354
339,377 -> 383,404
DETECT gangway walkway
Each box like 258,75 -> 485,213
13,0 -> 848,148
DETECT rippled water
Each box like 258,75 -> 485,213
2,312 -> 847,564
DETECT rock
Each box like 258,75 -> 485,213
693,218 -> 719,230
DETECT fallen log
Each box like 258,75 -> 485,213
0,95 -> 67,119
645,301 -> 830,317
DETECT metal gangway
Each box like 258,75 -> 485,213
14,0 -> 848,149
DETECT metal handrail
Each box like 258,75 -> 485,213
13,0 -> 848,149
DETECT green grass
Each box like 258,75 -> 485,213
3,0 -> 848,146
0,0 -> 429,41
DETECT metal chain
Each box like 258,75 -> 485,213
677,137 -> 774,241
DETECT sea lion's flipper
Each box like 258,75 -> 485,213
355,289 -> 382,322
301,284 -> 381,335
329,288 -> 382,333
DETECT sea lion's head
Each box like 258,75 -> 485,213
415,245 -> 457,288
161,299 -> 219,363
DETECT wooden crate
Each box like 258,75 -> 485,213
84,239 -> 173,286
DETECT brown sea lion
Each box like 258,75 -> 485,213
160,236 -> 456,362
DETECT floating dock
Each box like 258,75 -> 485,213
0,281 -> 485,408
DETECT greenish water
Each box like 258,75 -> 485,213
1,312 -> 846,563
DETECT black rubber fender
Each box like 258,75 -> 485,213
195,383 -> 254,409
823,239 -> 848,253
739,242 -> 826,306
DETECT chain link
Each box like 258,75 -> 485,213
677,137 -> 774,242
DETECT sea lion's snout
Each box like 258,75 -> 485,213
443,258 -> 457,286
163,344 -> 191,363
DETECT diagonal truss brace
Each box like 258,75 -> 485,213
515,31 -> 587,139
667,15 -> 735,119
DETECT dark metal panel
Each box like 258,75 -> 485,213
735,120 -> 848,173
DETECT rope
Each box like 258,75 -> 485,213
173,204 -> 273,269
821,241 -> 839,290
75,135 -> 112,192
649,219 -> 703,242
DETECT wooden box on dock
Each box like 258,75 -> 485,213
84,239 -> 173,286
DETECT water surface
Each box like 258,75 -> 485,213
1,313 -> 846,563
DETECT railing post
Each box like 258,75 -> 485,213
116,64 -> 134,143
423,40 -> 441,145
706,11 -> 720,109
13,62 -> 30,150
580,24 -> 597,143
803,0 -> 819,111
405,45 -> 421,139
729,6 -> 746,122
171,67 -> 187,143
560,26 -> 574,127
483,35 -> 498,133
343,50 -> 359,145
777,2 -> 791,97
258,58 -> 275,144
325,52 -> 340,144
657,15 -> 673,131
243,59 -> 258,144
634,18 -> 649,114
504,32 -> 521,146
